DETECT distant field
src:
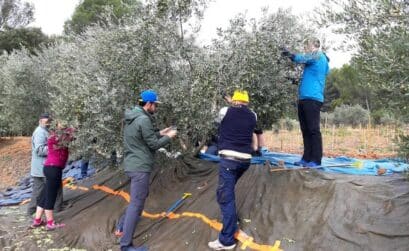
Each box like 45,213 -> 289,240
264,125 -> 407,159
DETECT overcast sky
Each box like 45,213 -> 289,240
26,0 -> 351,68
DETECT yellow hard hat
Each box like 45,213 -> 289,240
232,90 -> 249,103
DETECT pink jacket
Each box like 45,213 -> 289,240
44,128 -> 74,168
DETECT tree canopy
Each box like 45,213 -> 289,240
64,0 -> 142,34
0,0 -> 34,30
0,27 -> 51,54
318,0 -> 409,119
0,1 -> 315,158
1,0 -> 408,159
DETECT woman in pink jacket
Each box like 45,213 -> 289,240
31,121 -> 74,230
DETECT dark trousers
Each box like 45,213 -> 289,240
28,176 -> 63,215
217,158 -> 250,246
298,99 -> 323,164
120,171 -> 150,248
80,160 -> 89,178
38,166 -> 63,210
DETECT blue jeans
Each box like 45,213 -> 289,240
217,158 -> 250,246
120,171 -> 150,248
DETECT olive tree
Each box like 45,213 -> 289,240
0,48 -> 52,135
209,9 -> 314,128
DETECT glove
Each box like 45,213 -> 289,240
281,47 -> 291,57
286,77 -> 299,85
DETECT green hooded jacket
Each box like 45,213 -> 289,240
123,106 -> 171,172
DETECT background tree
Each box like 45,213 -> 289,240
324,64 -> 371,111
64,0 -> 142,34
0,27 -> 51,54
0,47 -> 53,135
0,0 -> 34,30
317,0 -> 409,157
317,0 -> 409,120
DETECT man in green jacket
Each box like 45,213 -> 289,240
120,90 -> 177,251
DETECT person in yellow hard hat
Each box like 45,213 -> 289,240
208,90 -> 257,250
219,91 -> 266,156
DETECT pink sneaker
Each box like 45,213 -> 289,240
46,221 -> 65,231
30,219 -> 45,228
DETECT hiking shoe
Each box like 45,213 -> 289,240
46,221 -> 65,231
208,239 -> 236,250
294,159 -> 308,167
30,219 -> 45,228
306,161 -> 319,168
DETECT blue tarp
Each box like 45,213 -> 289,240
0,160 -> 95,207
62,159 -> 96,180
199,150 -> 408,176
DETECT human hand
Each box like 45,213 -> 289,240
160,127 -> 171,136
166,129 -> 178,138
224,95 -> 232,103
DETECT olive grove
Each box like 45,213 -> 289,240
7,0 -> 408,163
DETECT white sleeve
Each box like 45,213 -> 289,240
217,107 -> 229,123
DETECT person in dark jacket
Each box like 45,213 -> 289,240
120,89 -> 177,251
282,37 -> 330,167
208,90 -> 257,250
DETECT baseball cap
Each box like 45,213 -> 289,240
39,112 -> 51,119
139,90 -> 162,103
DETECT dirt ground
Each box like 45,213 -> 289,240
0,137 -> 31,191
0,205 -> 63,251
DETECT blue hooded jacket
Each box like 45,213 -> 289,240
292,51 -> 330,102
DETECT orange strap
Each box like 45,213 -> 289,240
62,177 -> 74,186
19,198 -> 31,205
66,182 -> 283,251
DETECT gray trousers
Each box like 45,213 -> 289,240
120,171 -> 150,248
27,176 -> 63,215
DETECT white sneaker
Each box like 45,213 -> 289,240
208,239 -> 236,250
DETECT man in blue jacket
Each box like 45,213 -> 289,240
282,38 -> 330,167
